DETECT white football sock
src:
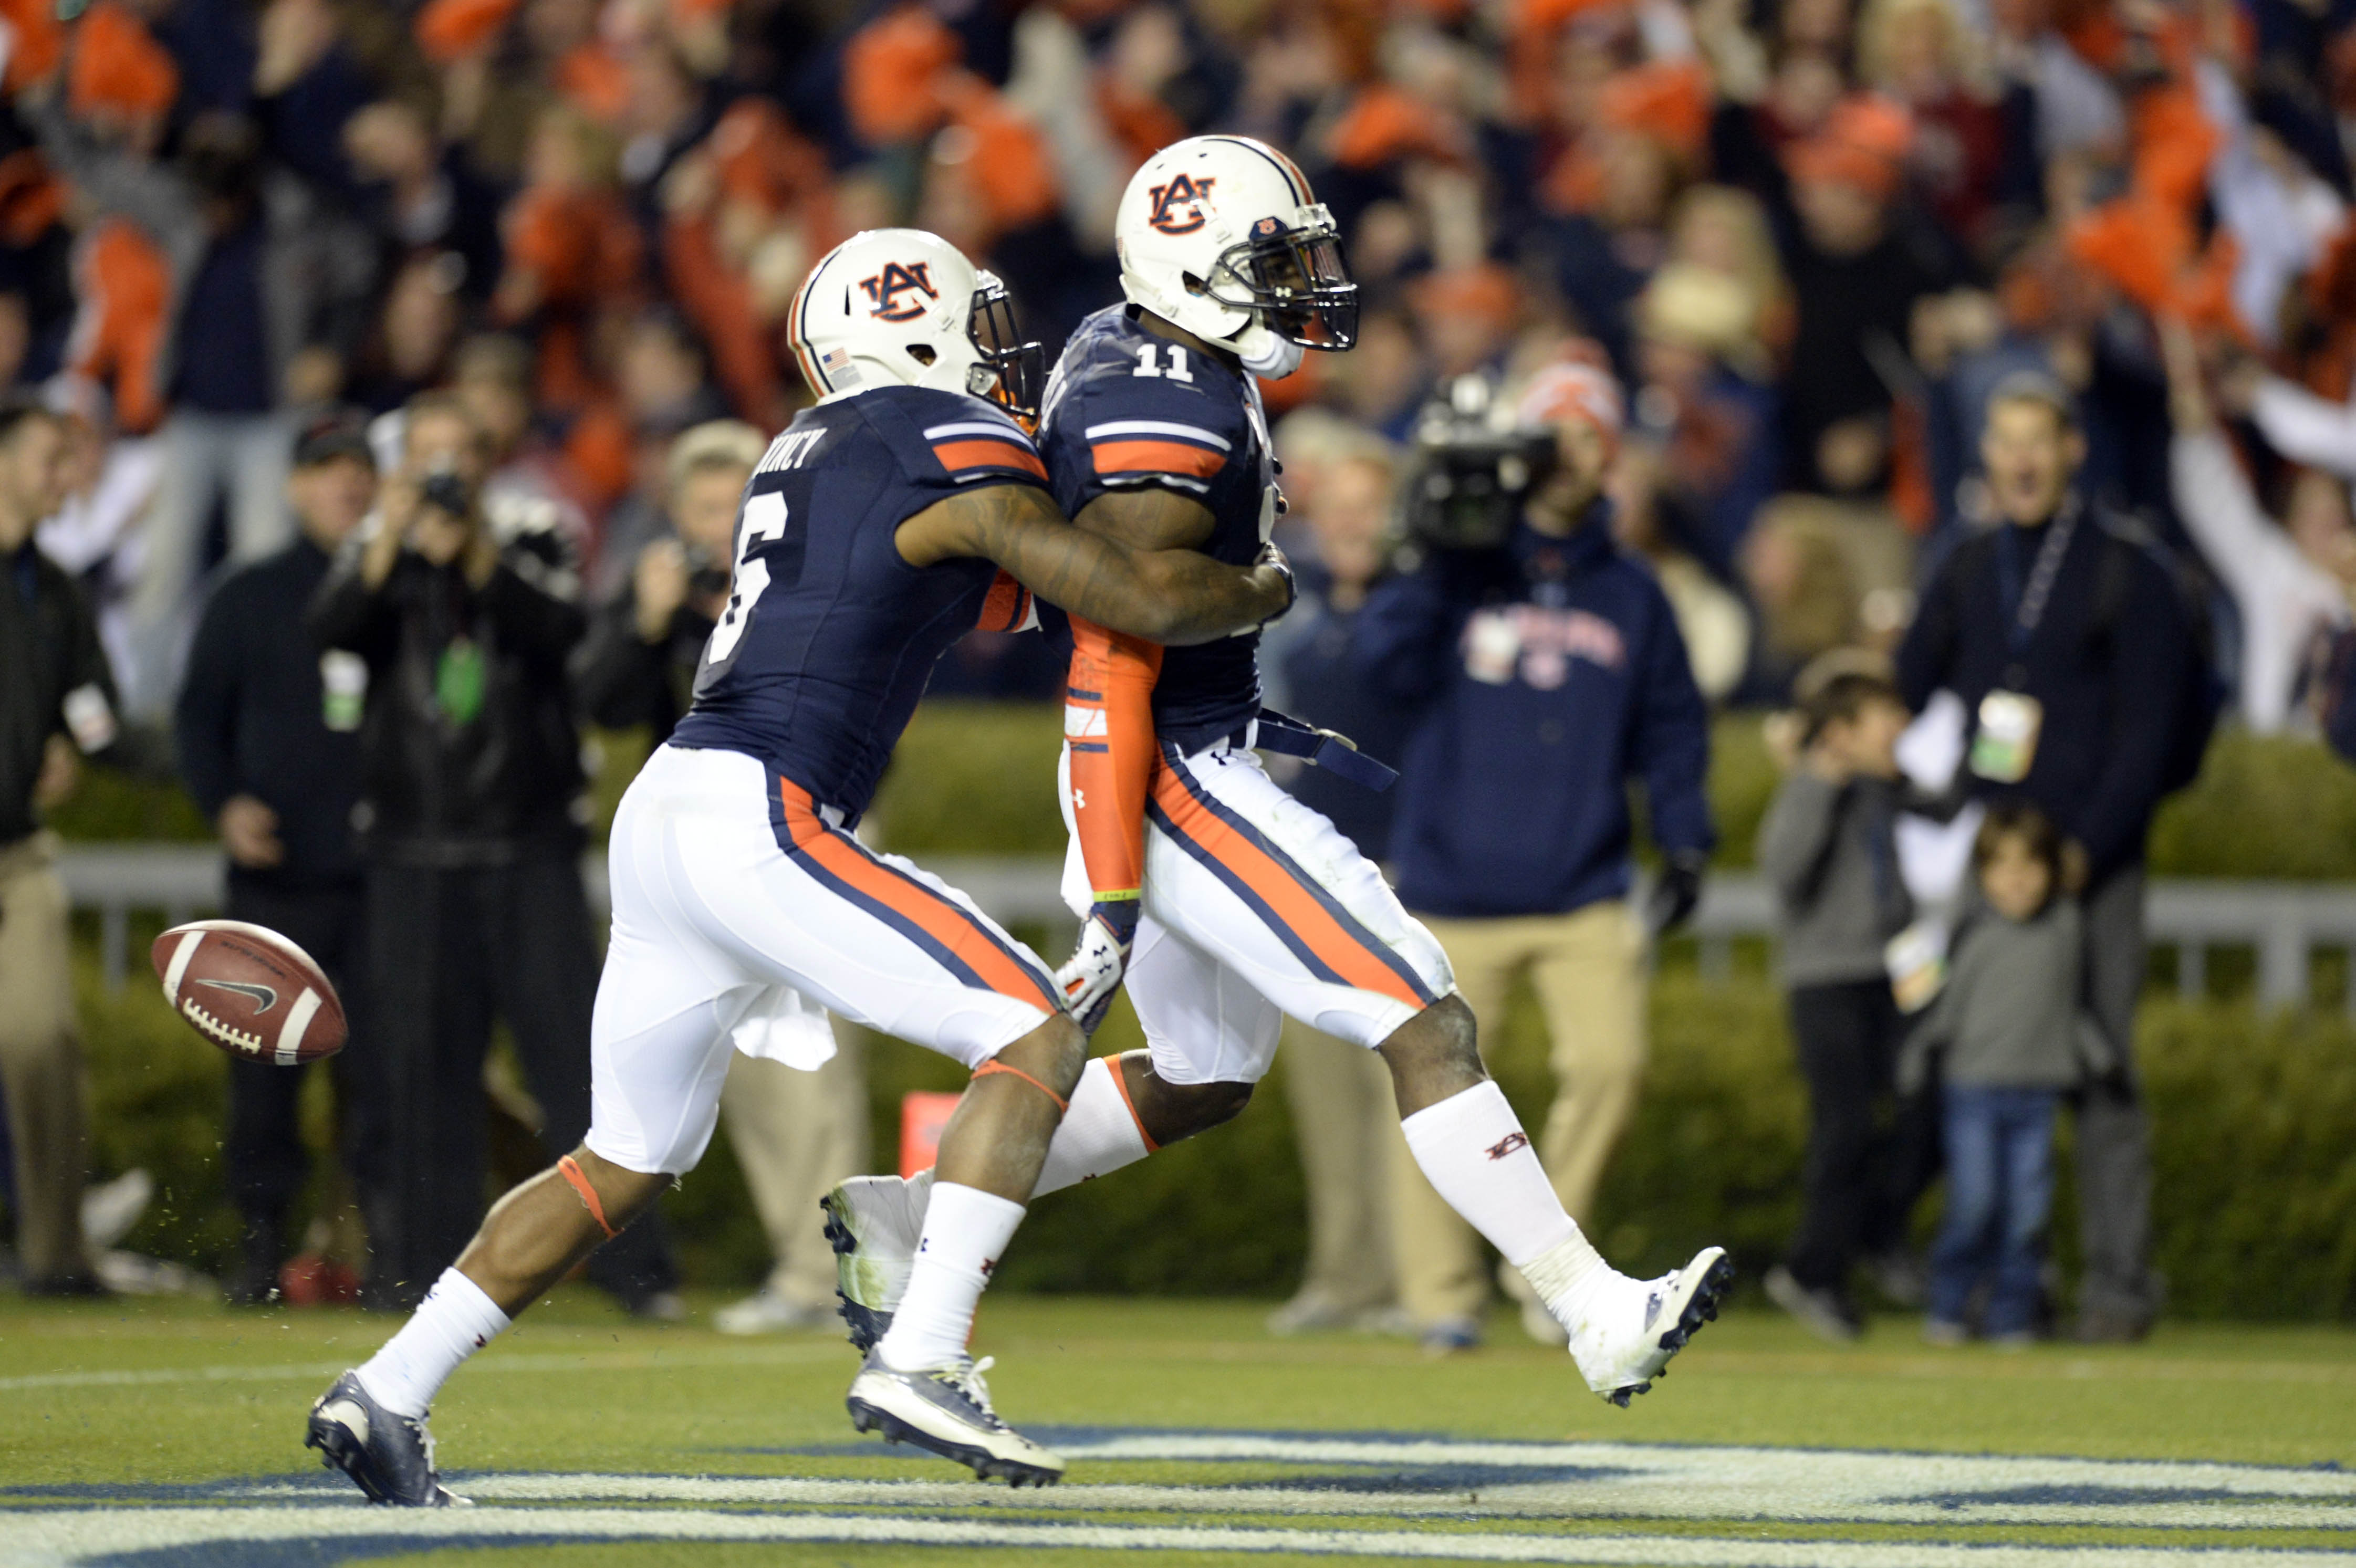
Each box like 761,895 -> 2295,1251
1031,1056 -> 1153,1197
355,1268 -> 510,1417
875,1182 -> 1026,1373
1401,1079 -> 1600,1286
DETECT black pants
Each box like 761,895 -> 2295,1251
1785,979 -> 1940,1294
222,879 -> 370,1247
361,852 -> 675,1310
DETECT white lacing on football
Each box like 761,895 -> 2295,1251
181,998 -> 264,1056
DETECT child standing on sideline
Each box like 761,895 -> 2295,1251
1758,655 -> 1941,1342
1902,802 -> 2090,1346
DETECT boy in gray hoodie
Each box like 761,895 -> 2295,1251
1757,660 -> 1940,1341
1901,802 -> 2090,1345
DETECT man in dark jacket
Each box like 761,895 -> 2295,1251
176,412 -> 378,1305
0,398 -> 112,1294
1895,372 -> 2196,1342
311,391 -> 677,1315
1356,361 -> 1713,1349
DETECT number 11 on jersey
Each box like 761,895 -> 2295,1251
1134,343 -> 1194,382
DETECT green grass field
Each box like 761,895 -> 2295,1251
4,1290 -> 2352,1565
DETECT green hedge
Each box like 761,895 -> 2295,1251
46,703 -> 2356,1320
73,914 -> 2356,1319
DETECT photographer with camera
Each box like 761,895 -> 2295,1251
1356,357 -> 1714,1350
310,390 -> 678,1317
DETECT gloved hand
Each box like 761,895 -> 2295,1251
1056,898 -> 1140,1035
1645,851 -> 1707,936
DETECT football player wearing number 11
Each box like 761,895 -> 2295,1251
304,228 -> 1298,1502
824,137 -> 1733,1410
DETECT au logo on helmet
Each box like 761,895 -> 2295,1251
858,261 -> 938,322
1146,173 -> 1216,235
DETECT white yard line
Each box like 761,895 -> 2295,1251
433,1469 -> 2356,1531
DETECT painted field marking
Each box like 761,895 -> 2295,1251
7,1504 -> 2356,1568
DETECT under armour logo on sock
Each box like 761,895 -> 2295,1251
1484,1131 -> 1530,1161
981,1258 -> 997,1277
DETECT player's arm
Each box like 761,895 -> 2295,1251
1055,615 -> 1162,1031
1050,492 -> 1232,1025
896,481 -> 1291,646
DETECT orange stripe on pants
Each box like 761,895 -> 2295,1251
1148,763 -> 1426,1009
777,779 -> 1054,1010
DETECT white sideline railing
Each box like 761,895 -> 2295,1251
57,844 -> 2356,1014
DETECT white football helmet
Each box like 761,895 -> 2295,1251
786,228 -> 1044,417
1114,135 -> 1358,379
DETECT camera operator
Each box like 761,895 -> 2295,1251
1356,359 -> 1714,1350
310,390 -> 679,1316
574,417 -> 871,1336
575,421 -> 763,741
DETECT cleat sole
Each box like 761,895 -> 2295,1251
1602,1250 -> 1737,1408
821,1194 -> 893,1354
846,1396 -> 1061,1488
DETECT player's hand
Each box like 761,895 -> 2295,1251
1056,901 -> 1139,1036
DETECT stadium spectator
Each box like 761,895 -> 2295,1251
1357,360 -> 1713,1351
2160,320 -> 2350,735
0,397 -> 111,1295
1257,432 -> 1414,1337
1895,373 -> 2209,1342
33,102 -> 377,716
310,391 -> 677,1315
1757,654 -> 1942,1341
1901,803 -> 2102,1347
575,416 -> 865,1334
175,410 -> 378,1306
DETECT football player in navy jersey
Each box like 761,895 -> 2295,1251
305,229 -> 1296,1501
822,140 -> 1732,1412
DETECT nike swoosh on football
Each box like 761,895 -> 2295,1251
195,978 -> 279,1013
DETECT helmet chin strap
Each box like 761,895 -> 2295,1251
1234,323 -> 1304,379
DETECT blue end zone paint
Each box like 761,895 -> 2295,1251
1215,1465 -> 1636,1493
1915,1486 -> 2316,1509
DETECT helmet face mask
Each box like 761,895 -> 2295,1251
1198,207 -> 1358,351
967,272 -> 1045,420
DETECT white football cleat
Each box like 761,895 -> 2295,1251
846,1351 -> 1065,1487
820,1170 -> 931,1352
1562,1247 -> 1733,1407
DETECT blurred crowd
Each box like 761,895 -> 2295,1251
3,0 -> 2356,1337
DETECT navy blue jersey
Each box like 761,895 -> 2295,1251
1039,305 -> 1279,753
670,384 -> 1047,819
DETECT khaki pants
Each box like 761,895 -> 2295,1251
720,1028 -> 868,1309
0,833 -> 94,1283
1278,1020 -> 1399,1314
1391,901 -> 1647,1326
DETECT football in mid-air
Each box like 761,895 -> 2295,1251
151,920 -> 346,1065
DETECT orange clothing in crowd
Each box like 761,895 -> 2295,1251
68,1 -> 178,120
66,217 -> 172,436
500,185 -> 644,406
843,5 -> 961,146
414,0 -> 518,62
0,0 -> 64,92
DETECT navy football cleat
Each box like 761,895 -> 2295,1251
306,1370 -> 467,1507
